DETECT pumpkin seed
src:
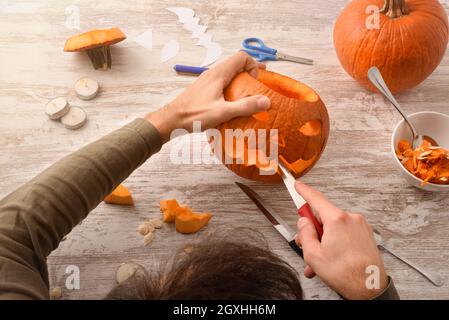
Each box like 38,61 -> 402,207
143,232 -> 154,246
137,223 -> 154,236
418,150 -> 432,158
183,245 -> 194,254
116,262 -> 141,284
149,218 -> 163,229
50,287 -> 62,300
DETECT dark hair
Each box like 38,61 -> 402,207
105,228 -> 302,300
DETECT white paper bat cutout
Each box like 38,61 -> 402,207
166,6 -> 222,67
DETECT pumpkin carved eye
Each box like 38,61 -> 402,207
212,69 -> 329,183
299,120 -> 322,137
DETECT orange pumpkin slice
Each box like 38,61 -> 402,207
64,28 -> 126,70
160,199 -> 213,233
104,184 -> 134,205
175,207 -> 212,234
160,199 -> 180,222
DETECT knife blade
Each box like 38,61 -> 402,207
278,162 -> 324,239
235,182 -> 303,258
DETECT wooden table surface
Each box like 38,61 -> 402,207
1,0 -> 449,300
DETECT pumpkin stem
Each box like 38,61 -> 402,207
86,46 -> 112,70
381,0 -> 409,19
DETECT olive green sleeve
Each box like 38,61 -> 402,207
373,276 -> 400,300
0,118 -> 162,299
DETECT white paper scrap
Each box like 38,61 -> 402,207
166,7 -> 222,67
134,30 -> 153,50
200,42 -> 222,67
160,39 -> 180,62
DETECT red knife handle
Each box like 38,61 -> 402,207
298,203 -> 323,240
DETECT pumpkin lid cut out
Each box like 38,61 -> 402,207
64,28 -> 126,70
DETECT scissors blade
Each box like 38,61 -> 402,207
276,52 -> 314,65
235,182 -> 296,242
278,163 -> 307,209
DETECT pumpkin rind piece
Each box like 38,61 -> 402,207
104,184 -> 134,205
160,199 -> 180,222
175,211 -> 212,234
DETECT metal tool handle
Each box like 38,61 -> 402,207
380,244 -> 444,287
277,53 -> 314,65
242,37 -> 277,54
367,67 -> 418,140
288,239 -> 303,258
298,203 -> 323,240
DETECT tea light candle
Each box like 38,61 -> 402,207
61,106 -> 87,130
74,77 -> 99,100
45,96 -> 70,120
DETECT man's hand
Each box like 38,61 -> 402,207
145,52 -> 270,143
294,180 -> 388,300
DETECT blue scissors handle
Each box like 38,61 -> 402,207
241,49 -> 277,62
242,38 -> 277,55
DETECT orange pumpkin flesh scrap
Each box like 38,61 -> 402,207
64,28 -> 126,70
174,207 -> 212,234
159,199 -> 180,222
396,139 -> 449,185
104,184 -> 134,205
334,0 -> 448,93
212,69 -> 329,183
159,200 -> 212,234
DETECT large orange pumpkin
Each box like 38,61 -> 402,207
209,69 -> 329,183
334,0 -> 448,93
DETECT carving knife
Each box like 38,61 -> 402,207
278,162 -> 324,240
235,182 -> 303,258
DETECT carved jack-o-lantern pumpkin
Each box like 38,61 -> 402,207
210,69 -> 329,183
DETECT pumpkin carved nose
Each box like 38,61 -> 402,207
299,120 -> 322,137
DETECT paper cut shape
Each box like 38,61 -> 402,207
134,30 -> 153,50
200,42 -> 222,67
166,7 -> 222,67
160,39 -> 180,62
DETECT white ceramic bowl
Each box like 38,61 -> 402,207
391,111 -> 449,192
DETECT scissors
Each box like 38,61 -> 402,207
241,37 -> 314,65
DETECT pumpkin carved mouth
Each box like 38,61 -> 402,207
210,69 -> 330,183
